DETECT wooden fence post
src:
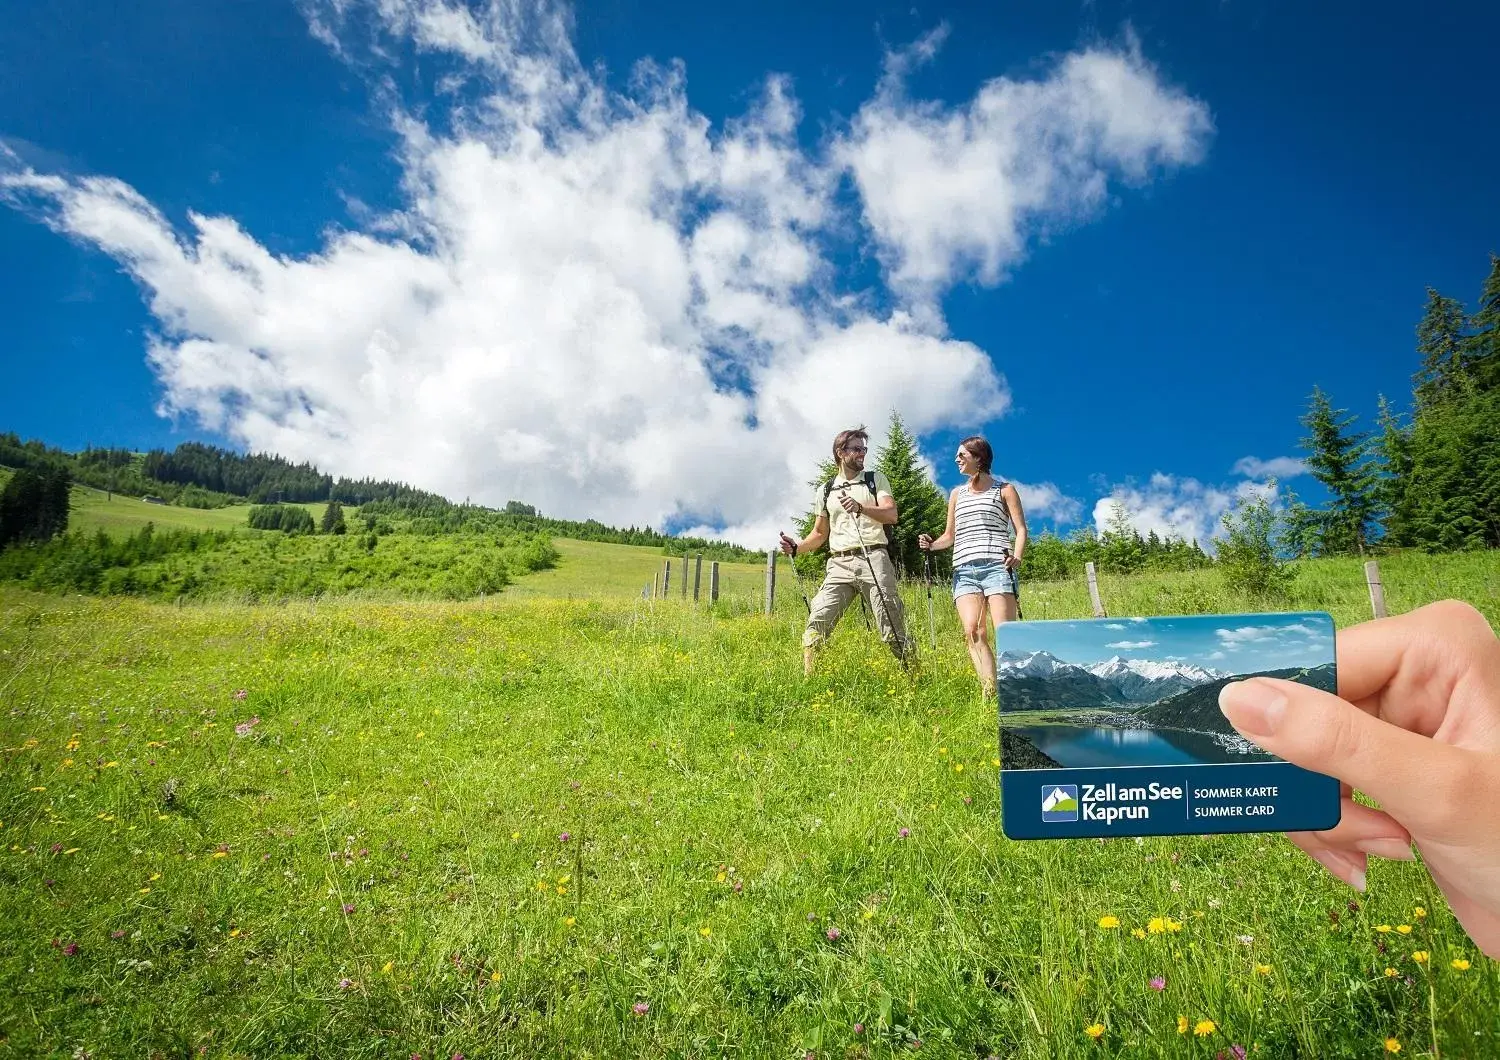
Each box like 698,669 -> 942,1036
662,560 -> 671,597
652,572 -> 659,599
693,553 -> 703,602
710,561 -> 720,603
764,549 -> 777,615
1085,561 -> 1106,618
681,555 -> 689,598
1365,560 -> 1387,618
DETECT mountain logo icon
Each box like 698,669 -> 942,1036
1041,784 -> 1079,822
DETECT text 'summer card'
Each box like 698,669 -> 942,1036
996,611 -> 1342,839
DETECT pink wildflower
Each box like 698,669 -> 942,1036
898,827 -> 910,838
633,1002 -> 649,1016
232,689 -> 248,701
234,716 -> 260,738
558,832 -> 571,843
826,927 -> 841,941
1149,976 -> 1166,991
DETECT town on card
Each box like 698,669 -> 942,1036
995,612 -> 1342,840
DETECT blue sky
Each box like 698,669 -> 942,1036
2,0 -> 1497,546
996,611 -> 1335,674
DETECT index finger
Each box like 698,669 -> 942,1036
1336,600 -> 1497,736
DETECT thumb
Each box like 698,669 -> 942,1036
1218,677 -> 1459,832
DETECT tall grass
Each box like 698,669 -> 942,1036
1,553 -> 1496,1057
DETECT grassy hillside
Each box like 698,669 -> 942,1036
502,538 -> 768,602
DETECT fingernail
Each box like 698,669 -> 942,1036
1311,849 -> 1367,892
1218,680 -> 1286,738
1355,838 -> 1417,862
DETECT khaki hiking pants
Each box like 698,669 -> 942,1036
802,549 -> 913,659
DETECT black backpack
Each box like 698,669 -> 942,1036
822,471 -> 898,552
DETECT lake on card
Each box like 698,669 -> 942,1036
1006,722 -> 1277,768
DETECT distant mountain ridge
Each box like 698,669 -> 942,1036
997,649 -> 1229,710
1133,664 -> 1337,736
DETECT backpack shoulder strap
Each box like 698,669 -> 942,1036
863,470 -> 878,495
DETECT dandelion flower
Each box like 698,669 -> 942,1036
382,961 -> 394,974
991,758 -> 1000,767
1376,925 -> 1392,933
1255,964 -> 1272,976
229,928 -> 241,938
1385,1039 -> 1401,1053
1412,951 -> 1429,964
1097,915 -> 1120,930
1384,967 -> 1398,978
699,926 -> 711,937
1132,928 -> 1147,940
954,764 -> 964,772
1148,917 -> 1168,934
1451,958 -> 1471,971
1193,1020 -> 1216,1037
1166,918 -> 1182,933
563,916 -> 575,927
1084,1023 -> 1104,1040
1177,1016 -> 1188,1035
1396,924 -> 1412,935
1412,907 -> 1426,919
510,832 -> 520,840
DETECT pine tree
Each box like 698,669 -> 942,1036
1372,395 -> 1416,547
1464,253 -> 1500,391
1298,387 -> 1378,556
1099,501 -> 1146,573
1413,287 -> 1471,408
321,500 -> 347,535
873,411 -> 947,579
0,466 -> 70,549
1277,486 -> 1321,559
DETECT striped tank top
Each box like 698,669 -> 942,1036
952,480 -> 1014,567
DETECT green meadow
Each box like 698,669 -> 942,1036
1,544 -> 1497,1058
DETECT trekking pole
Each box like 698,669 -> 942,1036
786,545 -> 813,615
1004,547 -> 1024,621
922,548 -> 936,650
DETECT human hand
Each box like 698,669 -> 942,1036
1003,552 -> 1021,571
1217,600 -> 1500,958
838,493 -> 863,516
778,532 -> 798,557
918,533 -> 933,550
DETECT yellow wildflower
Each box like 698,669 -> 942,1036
1084,1023 -> 1104,1040
555,885 -> 566,895
716,872 -> 727,883
1148,917 -> 1168,934
1255,963 -> 1272,975
511,832 -> 520,840
1396,924 -> 1412,935
1384,967 -> 1398,978
699,926 -> 711,937
1451,958 -> 1471,971
1132,928 -> 1147,940
1376,925 -> 1392,933
1385,1039 -> 1401,1054
1097,915 -> 1120,929
382,961 -> 394,974
489,969 -> 501,982
991,758 -> 1000,767
104,761 -> 118,768
1411,951 -> 1429,964
1193,1020 -> 1216,1037
563,916 -> 576,927
1176,1016 -> 1188,1035
955,763 -> 964,772
1413,907 -> 1426,919
150,873 -> 160,881
415,731 -> 424,739
138,887 -> 151,894
1166,917 -> 1182,933
62,848 -> 79,855
211,851 -> 228,859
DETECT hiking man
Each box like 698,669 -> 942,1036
778,426 -> 915,676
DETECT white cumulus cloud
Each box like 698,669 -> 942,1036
1232,455 -> 1307,479
1093,472 -> 1278,551
2,0 -> 1210,545
1105,639 -> 1156,649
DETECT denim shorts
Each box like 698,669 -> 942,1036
953,559 -> 1018,600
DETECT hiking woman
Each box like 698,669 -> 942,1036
918,436 -> 1027,696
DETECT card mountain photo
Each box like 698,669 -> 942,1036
996,611 -> 1342,839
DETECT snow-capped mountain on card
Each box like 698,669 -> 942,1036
1082,656 -> 1230,703
996,650 -> 1228,707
